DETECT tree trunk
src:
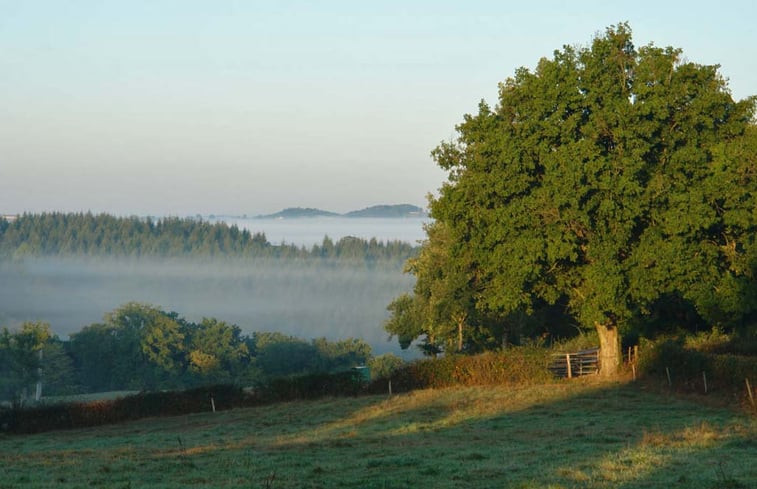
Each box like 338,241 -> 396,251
35,349 -> 43,401
428,333 -> 438,358
595,322 -> 620,377
453,313 -> 466,352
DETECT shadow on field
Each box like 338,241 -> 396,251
267,382 -> 756,488
2,382 -> 754,489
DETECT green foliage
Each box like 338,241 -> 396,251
312,337 -> 372,372
389,23 -> 757,370
369,348 -> 553,393
68,303 -> 194,391
250,332 -> 372,379
40,340 -> 77,396
384,293 -> 424,350
681,327 -> 734,353
637,335 -> 757,404
549,329 -> 600,353
185,318 -> 251,383
252,333 -> 320,377
0,212 -> 417,265
259,370 -> 366,402
46,304 -> 376,395
398,221 -> 478,354
368,353 -> 405,380
0,322 -> 52,404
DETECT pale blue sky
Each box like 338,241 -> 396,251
1,1 -> 755,216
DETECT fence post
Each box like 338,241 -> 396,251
566,354 -> 572,379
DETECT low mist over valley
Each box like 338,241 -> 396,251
0,212 -> 422,357
0,256 -> 414,356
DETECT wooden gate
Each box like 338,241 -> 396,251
548,347 -> 599,378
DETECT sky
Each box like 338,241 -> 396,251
1,1 -> 755,216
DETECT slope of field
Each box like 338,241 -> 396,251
1,382 -> 754,488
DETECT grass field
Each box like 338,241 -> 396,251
1,381 -> 755,488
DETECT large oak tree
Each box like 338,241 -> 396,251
395,24 -> 756,375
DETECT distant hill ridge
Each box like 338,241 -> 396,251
258,204 -> 427,219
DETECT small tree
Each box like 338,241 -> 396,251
186,317 -> 250,383
368,353 -> 405,380
0,322 -> 51,405
385,222 -> 479,355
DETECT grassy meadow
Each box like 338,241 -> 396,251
0,381 -> 755,489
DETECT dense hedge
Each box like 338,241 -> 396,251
0,384 -> 247,435
257,370 -> 366,401
637,338 -> 757,408
366,348 -> 553,394
1,349 -> 561,435
0,371 -> 370,435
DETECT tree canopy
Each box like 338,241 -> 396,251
0,212 -> 417,264
387,24 -> 757,375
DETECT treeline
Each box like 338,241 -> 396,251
0,212 -> 417,263
0,303 -> 403,404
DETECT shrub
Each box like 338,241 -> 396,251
367,347 -> 553,394
368,353 -> 404,380
637,337 -> 757,408
258,370 -> 366,401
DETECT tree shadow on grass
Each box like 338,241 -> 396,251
264,381 -> 756,488
2,381 -> 753,489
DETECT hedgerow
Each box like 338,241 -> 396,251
0,384 -> 246,434
366,347 -> 553,394
637,337 -> 757,409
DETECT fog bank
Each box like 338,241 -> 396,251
0,257 -> 415,356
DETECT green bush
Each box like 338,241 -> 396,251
259,370 -> 366,401
637,337 -> 757,407
368,353 -> 404,380
367,348 -> 553,394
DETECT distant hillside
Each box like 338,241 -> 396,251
258,204 -> 427,219
258,207 -> 340,219
345,204 -> 426,218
